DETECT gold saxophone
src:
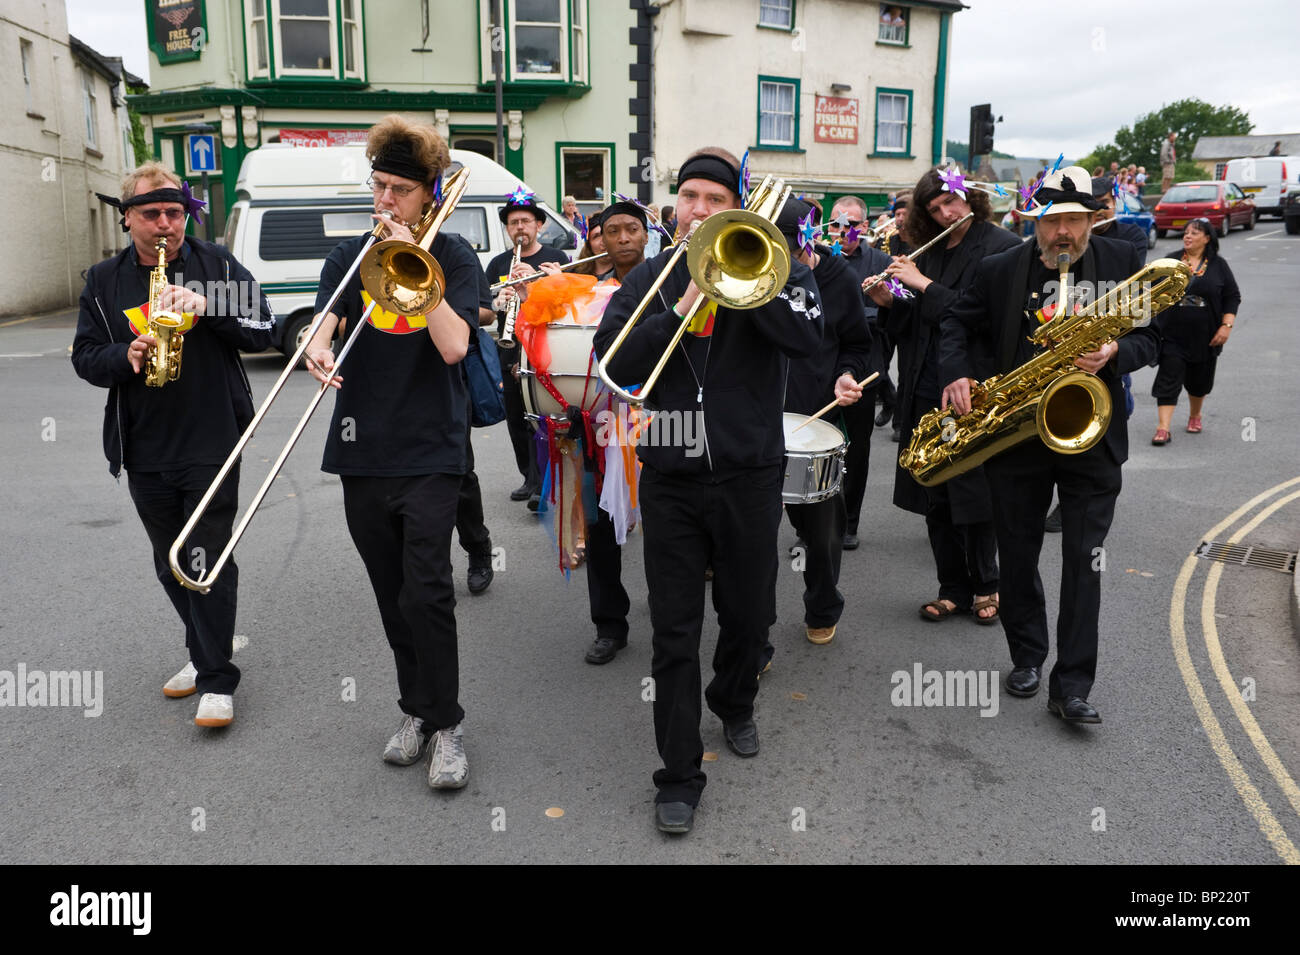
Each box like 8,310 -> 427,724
900,257 -> 1191,486
144,237 -> 184,388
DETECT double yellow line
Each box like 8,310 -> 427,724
1170,476 -> 1300,864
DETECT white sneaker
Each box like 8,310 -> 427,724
382,715 -> 430,766
427,723 -> 468,790
163,661 -> 198,698
194,693 -> 234,727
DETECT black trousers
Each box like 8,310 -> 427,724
1152,351 -> 1218,404
877,330 -> 897,412
500,343 -> 539,487
455,431 -> 492,560
585,508 -> 630,643
127,465 -> 241,696
640,464 -> 782,806
840,390 -> 877,536
786,493 -> 846,628
983,441 -> 1121,701
341,473 -> 464,730
924,483 -> 999,607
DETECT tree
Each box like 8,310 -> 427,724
945,139 -> 1016,171
126,81 -> 150,165
1081,99 -> 1252,184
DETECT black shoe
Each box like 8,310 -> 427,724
584,636 -> 626,665
467,559 -> 493,595
842,532 -> 859,551
875,406 -> 894,427
723,718 -> 759,757
890,427 -> 902,443
655,801 -> 694,834
1048,696 -> 1101,723
509,482 -> 533,502
527,492 -> 541,512
1044,503 -> 1062,533
1005,666 -> 1041,698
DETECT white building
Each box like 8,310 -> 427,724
0,0 -> 139,315
647,0 -> 965,213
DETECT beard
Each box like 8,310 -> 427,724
1037,229 -> 1089,265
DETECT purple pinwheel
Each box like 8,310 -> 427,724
507,185 -> 535,206
844,225 -> 861,245
180,181 -> 206,224
938,166 -> 968,199
433,173 -> 444,205
797,209 -> 821,255
1112,178 -> 1122,198
885,278 -> 913,300
739,149 -> 751,202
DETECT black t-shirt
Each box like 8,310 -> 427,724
485,245 -> 571,338
315,231 -> 481,476
117,243 -> 245,470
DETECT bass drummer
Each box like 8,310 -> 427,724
767,198 -> 871,665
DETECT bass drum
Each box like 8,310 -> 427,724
519,322 -> 601,421
782,412 -> 847,504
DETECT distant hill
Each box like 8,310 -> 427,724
945,140 -> 1017,170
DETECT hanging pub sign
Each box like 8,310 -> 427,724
147,0 -> 206,65
814,96 -> 859,144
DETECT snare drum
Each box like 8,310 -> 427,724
782,412 -> 847,504
520,322 -> 601,421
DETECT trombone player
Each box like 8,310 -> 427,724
72,161 -> 275,728
304,115 -> 480,789
594,148 -> 823,834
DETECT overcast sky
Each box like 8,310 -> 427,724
67,0 -> 1300,161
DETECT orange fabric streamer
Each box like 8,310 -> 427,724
517,274 -> 614,375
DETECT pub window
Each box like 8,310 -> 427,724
759,0 -> 793,29
560,146 -> 610,221
245,0 -> 366,81
479,1 -> 589,84
758,78 -> 798,148
875,89 -> 911,154
878,4 -> 908,45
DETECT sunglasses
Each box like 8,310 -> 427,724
136,208 -> 186,222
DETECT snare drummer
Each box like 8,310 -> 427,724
766,198 -> 872,662
593,148 -> 823,834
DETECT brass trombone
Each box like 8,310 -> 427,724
167,167 -> 470,593
596,174 -> 792,407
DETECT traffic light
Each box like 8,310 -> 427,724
969,104 -> 996,156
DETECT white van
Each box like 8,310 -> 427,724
225,144 -> 579,354
1221,155 -> 1300,218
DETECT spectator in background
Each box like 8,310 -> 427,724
1268,140 -> 1282,157
1135,166 -> 1147,190
1150,218 -> 1240,445
1160,132 -> 1177,192
1092,165 -> 1105,177
660,205 -> 677,238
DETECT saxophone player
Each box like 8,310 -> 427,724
938,166 -> 1157,724
72,162 -> 275,728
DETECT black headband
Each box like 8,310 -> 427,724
371,141 -> 431,185
599,201 -> 647,229
677,155 -> 740,195
96,183 -> 206,232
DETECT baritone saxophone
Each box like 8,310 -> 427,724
145,237 -> 184,387
900,257 -> 1191,486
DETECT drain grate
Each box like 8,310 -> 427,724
1195,540 -> 1297,574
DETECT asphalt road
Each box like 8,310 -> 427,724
2,224 -> 1298,865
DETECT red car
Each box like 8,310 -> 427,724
1154,181 -> 1257,238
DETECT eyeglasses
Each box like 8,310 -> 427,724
366,176 -> 419,199
136,208 -> 186,222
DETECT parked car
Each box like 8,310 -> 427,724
1113,191 -> 1158,248
224,144 -> 580,355
1221,155 -> 1299,218
1153,181 -> 1256,239
1284,188 -> 1300,235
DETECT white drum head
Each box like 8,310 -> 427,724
783,412 -> 845,453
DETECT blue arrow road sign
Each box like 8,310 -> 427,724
188,134 -> 216,172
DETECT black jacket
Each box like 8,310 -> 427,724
940,233 -> 1157,466
594,245 -> 823,478
785,247 -> 871,416
1156,254 -> 1240,362
883,219 -> 1020,518
71,236 -> 275,477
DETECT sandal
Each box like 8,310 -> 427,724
1151,428 -> 1171,446
1186,416 -> 1202,433
919,599 -> 968,622
972,595 -> 1000,626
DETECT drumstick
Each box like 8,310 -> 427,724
791,372 -> 879,433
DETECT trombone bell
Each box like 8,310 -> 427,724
686,209 -> 791,310
360,239 -> 446,316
